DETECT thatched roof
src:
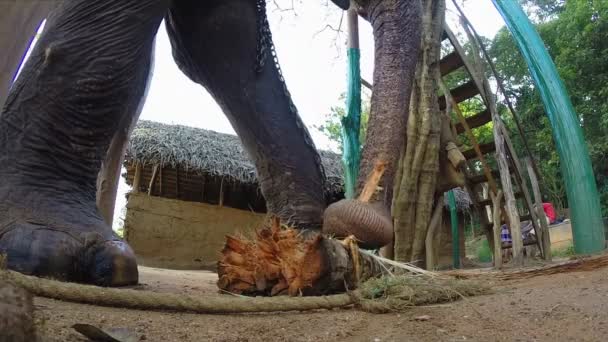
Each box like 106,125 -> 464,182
125,120 -> 472,210
125,120 -> 344,195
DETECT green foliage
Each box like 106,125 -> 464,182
490,0 -> 608,215
315,92 -> 370,152
476,239 -> 493,263
552,243 -> 575,258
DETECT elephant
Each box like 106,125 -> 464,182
0,0 -> 421,286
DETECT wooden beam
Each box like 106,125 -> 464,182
147,165 -> 159,196
175,166 -> 180,199
158,166 -> 163,197
500,124 -> 545,258
132,162 -> 142,193
455,109 -> 491,134
440,51 -> 464,76
448,4 -> 541,184
494,121 -> 523,266
361,78 -> 372,91
526,157 -> 552,261
219,177 -> 224,207
461,141 -> 496,160
467,169 -> 500,185
491,190 -> 503,269
438,80 -> 479,110
443,27 -> 488,103
478,191 -> 523,207
452,99 -> 499,194
201,176 -> 206,202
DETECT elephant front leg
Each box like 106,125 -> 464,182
165,0 -> 327,229
0,0 -> 167,285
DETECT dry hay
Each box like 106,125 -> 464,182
446,253 -> 608,282
355,275 -> 490,313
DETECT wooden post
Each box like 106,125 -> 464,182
494,126 -> 523,266
491,190 -> 503,268
501,125 -> 544,258
526,157 -> 552,261
158,166 -> 163,197
201,176 -> 206,202
425,196 -> 445,270
175,166 -> 180,199
132,162 -> 142,193
219,177 -> 224,207
148,165 -> 159,196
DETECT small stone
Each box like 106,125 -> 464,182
414,315 -> 431,321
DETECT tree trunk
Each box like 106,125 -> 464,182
392,0 -> 445,264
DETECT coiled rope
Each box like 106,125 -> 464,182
0,269 -> 357,314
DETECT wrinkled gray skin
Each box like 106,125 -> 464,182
0,0 -> 420,286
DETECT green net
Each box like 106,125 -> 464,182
492,0 -> 605,254
341,47 -> 362,199
448,190 -> 460,268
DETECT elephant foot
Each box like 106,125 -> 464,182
0,211 -> 138,287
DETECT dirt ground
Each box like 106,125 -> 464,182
33,262 -> 608,342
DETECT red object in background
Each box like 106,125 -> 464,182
543,203 -> 556,223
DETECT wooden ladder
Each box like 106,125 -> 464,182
437,25 -> 551,265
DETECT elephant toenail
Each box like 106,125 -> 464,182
87,240 -> 138,287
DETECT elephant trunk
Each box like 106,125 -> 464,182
323,0 -> 422,249
358,0 -> 422,205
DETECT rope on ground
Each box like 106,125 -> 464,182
0,270 -> 355,314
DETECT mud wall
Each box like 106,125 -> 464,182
124,193 -> 267,270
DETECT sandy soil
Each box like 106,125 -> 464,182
33,264 -> 608,342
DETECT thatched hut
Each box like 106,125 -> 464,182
121,120 -> 344,270
121,120 -> 472,270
